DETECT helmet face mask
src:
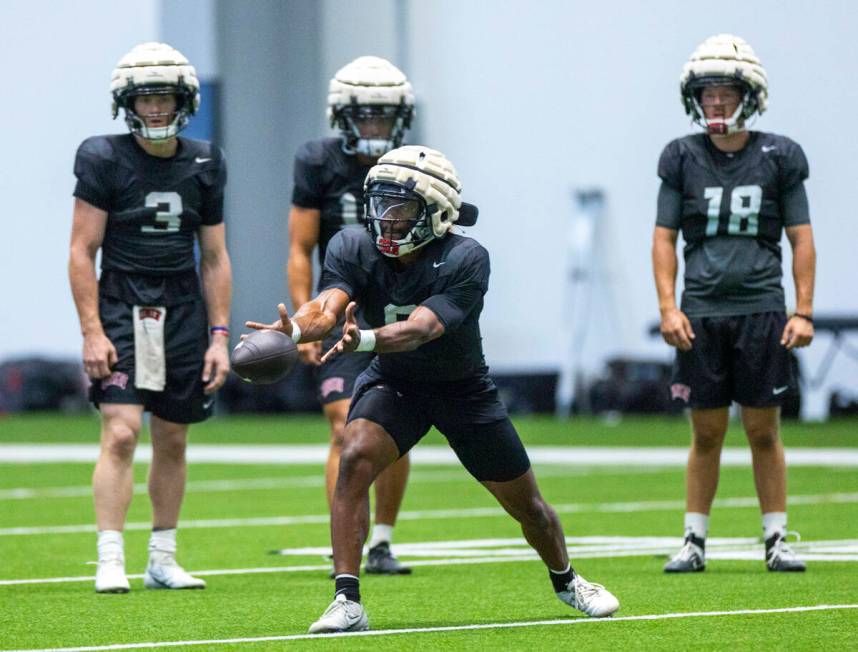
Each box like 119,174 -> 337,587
111,42 -> 200,141
688,79 -> 752,135
335,104 -> 411,158
679,34 -> 768,136
365,183 -> 432,257
120,86 -> 190,141
327,56 -> 415,158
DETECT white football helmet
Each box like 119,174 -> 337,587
327,56 -> 415,158
680,34 -> 768,135
364,146 -> 477,258
111,42 -> 200,141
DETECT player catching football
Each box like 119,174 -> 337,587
286,56 -> 414,575
68,43 -> 232,593
248,146 -> 620,633
652,34 -> 815,573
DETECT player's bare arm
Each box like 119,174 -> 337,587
199,222 -> 233,393
652,225 -> 695,351
68,197 -> 117,379
287,205 -> 323,364
321,303 -> 444,364
781,224 -> 816,350
246,288 -> 350,342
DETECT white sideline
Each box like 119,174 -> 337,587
2,444 -> 858,466
4,604 -> 858,651
3,492 -> 857,537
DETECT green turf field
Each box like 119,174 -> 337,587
0,413 -> 856,650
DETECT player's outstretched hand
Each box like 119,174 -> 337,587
660,307 -> 695,351
321,302 -> 361,364
203,335 -> 230,394
245,303 -> 293,338
82,331 -> 118,379
781,315 -> 814,350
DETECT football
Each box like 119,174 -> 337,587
230,329 -> 299,384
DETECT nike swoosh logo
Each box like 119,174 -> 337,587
772,386 -> 789,395
761,146 -> 777,153
195,157 -> 212,163
433,261 -> 446,268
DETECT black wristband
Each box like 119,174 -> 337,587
793,313 -> 813,324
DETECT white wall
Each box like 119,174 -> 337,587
3,0 -> 856,413
0,0 -> 159,359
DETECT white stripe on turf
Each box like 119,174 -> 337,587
0,466 -> 670,501
3,491 -> 857,537
3,536 -> 857,586
4,604 -> 858,651
2,444 -> 858,466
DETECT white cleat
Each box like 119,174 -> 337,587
308,594 -> 369,634
143,558 -> 206,590
556,574 -> 620,618
95,557 -> 130,594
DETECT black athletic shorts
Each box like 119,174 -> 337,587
89,294 -> 212,424
347,367 -> 530,482
316,331 -> 374,405
670,311 -> 795,410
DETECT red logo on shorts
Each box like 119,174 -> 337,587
101,371 -> 129,391
321,377 -> 345,398
138,308 -> 163,321
670,383 -> 691,403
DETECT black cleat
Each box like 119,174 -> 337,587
765,532 -> 806,572
664,534 -> 706,573
364,542 -> 412,575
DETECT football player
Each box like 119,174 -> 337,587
68,43 -> 232,592
249,146 -> 620,632
286,56 -> 415,575
652,34 -> 815,573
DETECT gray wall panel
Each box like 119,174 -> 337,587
216,0 -> 323,331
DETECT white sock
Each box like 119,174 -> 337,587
684,512 -> 709,540
149,528 -> 177,562
97,530 -> 124,562
762,512 -> 787,541
369,523 -> 394,549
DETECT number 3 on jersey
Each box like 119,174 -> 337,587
703,185 -> 761,237
141,191 -> 183,234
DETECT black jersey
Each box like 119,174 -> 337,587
73,134 -> 226,306
656,131 -> 810,317
291,137 -> 372,276
320,230 -> 490,384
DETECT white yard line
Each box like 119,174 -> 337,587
0,466 -> 669,502
3,492 -> 858,537
3,535 -> 856,587
5,604 -> 858,652
2,444 -> 858,466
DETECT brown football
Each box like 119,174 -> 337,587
230,329 -> 299,384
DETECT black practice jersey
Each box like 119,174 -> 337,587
320,230 -> 490,384
657,131 -> 810,317
291,137 -> 372,278
73,134 -> 226,306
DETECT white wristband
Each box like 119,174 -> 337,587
289,320 -> 302,344
355,329 -> 376,352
